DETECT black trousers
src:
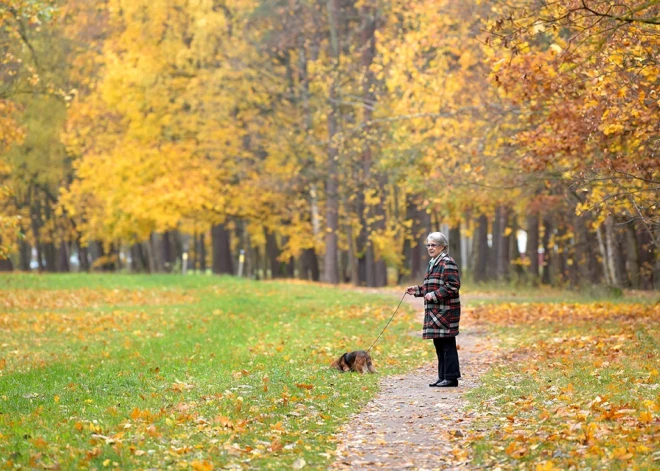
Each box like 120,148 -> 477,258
433,336 -> 461,380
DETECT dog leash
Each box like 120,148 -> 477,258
367,291 -> 408,353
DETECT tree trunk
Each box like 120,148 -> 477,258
625,222 -> 641,289
488,210 -> 500,280
191,232 -> 198,271
449,225 -> 462,271
348,224 -> 359,285
172,231 -> 184,270
43,242 -> 57,273
474,214 -> 489,283
266,229 -> 281,278
149,233 -> 162,272
161,231 -> 174,273
301,247 -> 320,281
487,212 -> 498,280
496,206 -> 510,281
359,2 -> 387,288
212,223 -> 234,275
556,223 -> 568,285
297,30 -> 321,283
76,237 -> 90,273
282,237 -> 295,278
130,243 -> 145,272
463,228 -> 472,275
199,232 -> 207,272
572,212 -> 590,287
19,239 -> 31,271
0,249 -> 12,271
30,208 -> 44,271
636,225 -> 655,290
339,246 -> 350,283
541,217 -> 552,285
604,216 -> 622,288
509,217 -> 523,280
408,202 -> 431,281
526,213 -> 540,283
614,222 -> 628,287
596,225 -> 612,285
57,240 -> 70,272
323,0 -> 341,284
401,199 -> 415,283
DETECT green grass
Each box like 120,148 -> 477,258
0,274 -> 425,470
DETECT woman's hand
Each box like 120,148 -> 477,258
424,292 -> 435,301
406,286 -> 416,295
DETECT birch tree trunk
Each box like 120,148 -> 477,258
605,216 -> 621,287
596,225 -> 613,285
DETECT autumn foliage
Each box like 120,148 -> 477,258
467,299 -> 660,469
0,0 -> 658,290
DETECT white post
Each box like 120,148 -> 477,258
238,249 -> 245,277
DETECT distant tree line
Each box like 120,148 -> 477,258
0,0 -> 658,290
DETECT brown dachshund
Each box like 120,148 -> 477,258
332,350 -> 376,374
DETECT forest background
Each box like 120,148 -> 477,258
0,0 -> 658,290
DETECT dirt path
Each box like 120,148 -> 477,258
330,295 -> 493,470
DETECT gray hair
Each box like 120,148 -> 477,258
427,232 -> 448,249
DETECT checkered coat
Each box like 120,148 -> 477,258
412,252 -> 461,339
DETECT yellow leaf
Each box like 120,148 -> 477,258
191,461 -> 214,471
535,461 -> 559,471
639,411 -> 653,423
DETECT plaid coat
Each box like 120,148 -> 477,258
412,252 -> 461,339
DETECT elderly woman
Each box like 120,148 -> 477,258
406,232 -> 461,387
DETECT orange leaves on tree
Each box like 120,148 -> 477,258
485,0 -> 660,239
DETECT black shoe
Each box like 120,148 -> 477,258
429,379 -> 445,387
435,379 -> 458,388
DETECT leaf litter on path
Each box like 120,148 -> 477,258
331,295 -> 494,470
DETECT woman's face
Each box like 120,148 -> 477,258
426,240 -> 442,257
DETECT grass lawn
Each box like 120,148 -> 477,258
2,274 -> 658,470
0,274 -> 425,470
465,300 -> 660,470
